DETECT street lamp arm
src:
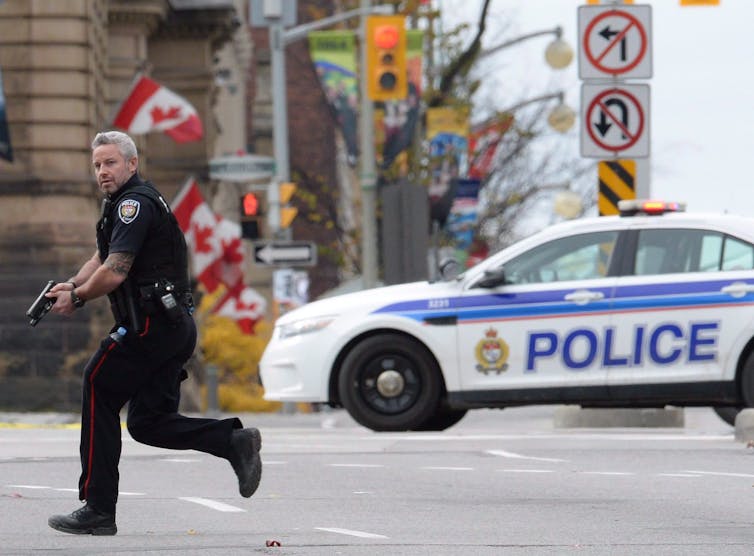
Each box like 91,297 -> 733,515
501,91 -> 564,115
282,4 -> 393,45
478,26 -> 563,61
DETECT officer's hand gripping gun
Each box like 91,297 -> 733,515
26,280 -> 56,327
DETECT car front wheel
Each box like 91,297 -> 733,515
338,334 -> 441,432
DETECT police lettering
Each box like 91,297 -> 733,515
526,321 -> 719,372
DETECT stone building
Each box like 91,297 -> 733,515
0,0 -> 242,410
0,0 -> 347,410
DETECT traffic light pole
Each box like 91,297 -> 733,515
269,3 -> 390,279
359,0 -> 378,289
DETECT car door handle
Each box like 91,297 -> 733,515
564,290 -> 605,305
721,282 -> 754,298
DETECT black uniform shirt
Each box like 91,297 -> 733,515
108,192 -> 159,256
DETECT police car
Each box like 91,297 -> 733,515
260,200 -> 754,431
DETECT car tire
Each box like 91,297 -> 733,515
338,334 -> 441,432
412,408 -> 468,431
712,406 -> 741,426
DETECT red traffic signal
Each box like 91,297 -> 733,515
242,192 -> 260,217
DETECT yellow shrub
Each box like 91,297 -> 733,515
196,289 -> 280,412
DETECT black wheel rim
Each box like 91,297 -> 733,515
356,353 -> 422,415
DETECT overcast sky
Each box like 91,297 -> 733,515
439,0 -> 754,218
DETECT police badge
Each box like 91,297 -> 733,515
475,327 -> 509,374
118,199 -> 140,224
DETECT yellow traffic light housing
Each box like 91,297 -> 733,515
279,181 -> 298,229
366,15 -> 407,101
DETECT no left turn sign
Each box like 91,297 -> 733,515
578,5 -> 652,79
580,83 -> 650,159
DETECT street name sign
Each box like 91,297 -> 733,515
253,241 -> 317,267
581,83 -> 650,159
578,4 -> 652,79
209,154 -> 275,182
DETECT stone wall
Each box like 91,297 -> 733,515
0,0 -> 236,410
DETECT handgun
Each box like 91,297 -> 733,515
26,280 -> 56,327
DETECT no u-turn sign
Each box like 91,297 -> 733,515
580,83 -> 650,159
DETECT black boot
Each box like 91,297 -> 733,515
48,504 -> 117,535
227,427 -> 262,497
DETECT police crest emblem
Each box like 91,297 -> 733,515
118,199 -> 140,224
475,327 -> 509,374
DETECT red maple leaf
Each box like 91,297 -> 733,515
192,223 -> 215,254
221,238 -> 244,264
151,105 -> 182,124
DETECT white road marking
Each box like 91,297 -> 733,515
316,527 -> 388,539
361,433 -> 733,442
328,463 -> 384,468
160,458 -> 201,463
5,484 -> 144,495
657,473 -> 701,478
498,469 -> 554,474
420,466 -> 474,471
353,491 -> 373,494
179,497 -> 246,512
486,449 -> 566,463
683,470 -> 754,478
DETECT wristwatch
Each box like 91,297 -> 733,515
70,289 -> 85,309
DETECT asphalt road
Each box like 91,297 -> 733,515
1,406 -> 753,555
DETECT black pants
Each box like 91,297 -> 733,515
77,309 -> 241,514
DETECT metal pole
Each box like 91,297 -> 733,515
359,0 -> 378,289
269,22 -> 288,235
205,364 -> 219,417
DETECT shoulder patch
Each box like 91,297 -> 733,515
118,199 -> 141,224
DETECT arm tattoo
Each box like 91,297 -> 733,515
104,252 -> 134,276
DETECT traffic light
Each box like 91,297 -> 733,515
365,15 -> 407,101
279,182 -> 298,229
240,192 -> 262,239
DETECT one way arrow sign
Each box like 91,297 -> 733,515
253,241 -> 317,267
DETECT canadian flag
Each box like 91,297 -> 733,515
112,75 -> 203,143
215,285 -> 268,334
172,177 -> 243,293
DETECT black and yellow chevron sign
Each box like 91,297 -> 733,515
598,160 -> 636,216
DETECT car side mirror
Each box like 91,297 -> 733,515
475,267 -> 507,289
438,257 -> 462,281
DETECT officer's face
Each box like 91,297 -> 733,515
92,144 -> 137,196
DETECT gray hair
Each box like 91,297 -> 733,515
91,131 -> 138,161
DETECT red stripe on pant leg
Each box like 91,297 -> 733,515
82,342 -> 116,500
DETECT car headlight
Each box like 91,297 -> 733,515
278,316 -> 336,339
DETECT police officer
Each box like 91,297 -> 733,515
46,131 -> 261,536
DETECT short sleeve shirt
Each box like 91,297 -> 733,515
108,193 -> 158,256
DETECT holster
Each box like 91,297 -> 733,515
109,279 -> 144,333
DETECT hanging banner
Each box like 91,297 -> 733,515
446,178 -> 481,251
309,31 -> 359,166
380,30 -> 424,170
426,106 -> 469,212
468,113 -> 514,180
0,68 -> 14,162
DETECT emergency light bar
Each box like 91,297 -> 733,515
618,199 -> 687,217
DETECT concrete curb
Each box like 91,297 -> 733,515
553,406 -> 685,428
734,408 -> 754,442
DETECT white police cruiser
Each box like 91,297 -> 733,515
260,200 -> 754,431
